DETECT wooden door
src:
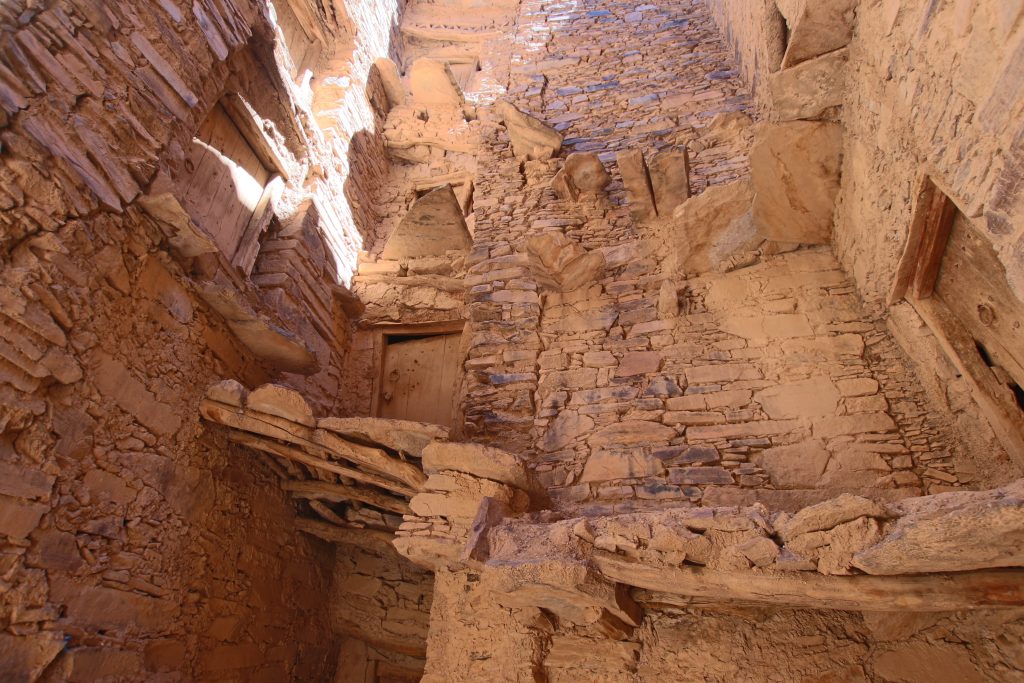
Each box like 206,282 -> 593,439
179,102 -> 271,259
379,334 -> 462,427
935,212 -> 1024,410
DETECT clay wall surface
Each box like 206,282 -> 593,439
0,0 -> 410,679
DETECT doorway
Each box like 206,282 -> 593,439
372,322 -> 465,429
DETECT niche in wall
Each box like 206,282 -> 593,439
891,177 -> 1024,462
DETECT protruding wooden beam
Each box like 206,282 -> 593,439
314,429 -> 427,491
308,499 -> 348,526
284,479 -> 412,515
201,398 -> 425,492
225,431 -> 417,498
294,518 -> 395,555
594,553 -> 1024,612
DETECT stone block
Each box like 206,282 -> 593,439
648,148 -> 691,215
617,149 -> 657,221
381,185 -> 471,260
541,411 -> 595,452
754,376 -> 840,419
836,378 -> 879,397
755,440 -> 831,488
812,413 -> 897,439
581,450 -> 665,482
0,495 -> 47,539
91,351 -> 182,436
0,633 -> 64,683
496,101 -> 562,160
408,58 -> 463,108
719,313 -> 815,342
615,351 -> 661,377
668,466 -> 734,485
751,121 -> 842,244
780,0 -> 858,68
770,49 -> 848,121
665,179 -> 759,275
0,461 -> 54,501
819,450 -> 891,488
684,363 -> 762,384
588,420 -> 676,446
653,444 -> 720,465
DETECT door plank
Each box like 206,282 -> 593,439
380,334 -> 462,427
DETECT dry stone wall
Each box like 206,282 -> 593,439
464,0 -> 754,451
460,0 -> 969,513
704,0 -> 1024,486
0,0 -> 413,679
331,546 -> 432,681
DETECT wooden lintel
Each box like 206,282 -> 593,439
594,553 -> 1024,612
284,479 -> 412,515
294,517 -> 396,555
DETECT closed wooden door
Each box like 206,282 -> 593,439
178,102 -> 271,259
379,334 -> 462,427
935,212 -> 1024,411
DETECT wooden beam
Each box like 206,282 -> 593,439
284,479 -> 412,515
593,553 -> 1024,612
224,430 -> 417,498
233,175 -> 284,276
294,517 -> 395,554
911,189 -> 956,299
308,499 -> 348,526
201,399 -> 426,492
314,429 -> 427,491
220,93 -> 290,179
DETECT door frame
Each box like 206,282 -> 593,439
889,174 -> 1024,465
368,320 -> 468,422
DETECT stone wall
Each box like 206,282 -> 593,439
702,0 -> 1024,484
331,546 -> 432,681
837,0 -> 1024,308
0,0 -> 410,679
458,0 -> 978,511
464,0 -> 754,451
